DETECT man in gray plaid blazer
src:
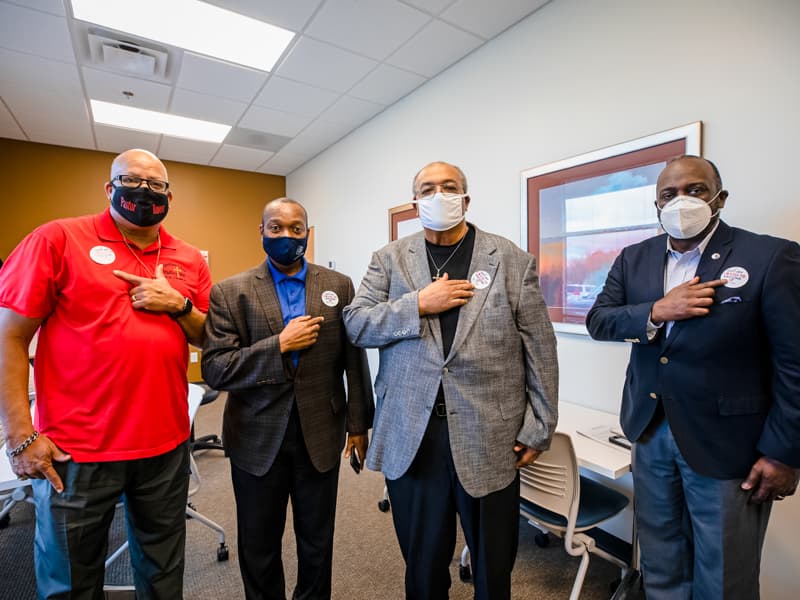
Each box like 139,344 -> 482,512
202,198 -> 373,600
343,162 -> 558,600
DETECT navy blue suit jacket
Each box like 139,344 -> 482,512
587,221 -> 800,479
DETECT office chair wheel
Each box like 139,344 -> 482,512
217,543 -> 229,562
0,514 -> 10,529
377,499 -> 390,512
534,532 -> 550,547
459,564 -> 472,582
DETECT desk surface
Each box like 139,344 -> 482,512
557,401 -> 630,480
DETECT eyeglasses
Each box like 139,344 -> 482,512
112,174 -> 170,193
415,182 -> 463,198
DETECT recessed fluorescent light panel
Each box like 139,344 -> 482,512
72,0 -> 294,71
91,100 -> 231,143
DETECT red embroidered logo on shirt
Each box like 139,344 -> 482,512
162,264 -> 186,280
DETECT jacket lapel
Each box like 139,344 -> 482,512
446,227 -> 497,362
663,221 -> 732,350
254,260 -> 286,334
405,233 -> 445,355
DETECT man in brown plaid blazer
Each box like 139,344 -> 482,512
202,198 -> 374,600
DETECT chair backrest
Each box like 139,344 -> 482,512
519,432 -> 580,523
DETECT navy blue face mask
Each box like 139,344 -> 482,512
262,236 -> 307,266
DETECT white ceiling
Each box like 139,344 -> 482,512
0,0 -> 548,175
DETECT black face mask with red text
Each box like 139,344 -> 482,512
111,186 -> 169,227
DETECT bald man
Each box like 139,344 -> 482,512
0,149 -> 212,598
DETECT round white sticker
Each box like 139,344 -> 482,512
721,266 -> 749,288
321,290 -> 339,307
470,270 -> 491,290
89,245 -> 116,265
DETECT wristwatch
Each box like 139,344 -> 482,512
169,296 -> 193,319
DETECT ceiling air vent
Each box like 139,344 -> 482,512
87,31 -> 169,79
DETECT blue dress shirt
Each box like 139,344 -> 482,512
268,258 -> 307,366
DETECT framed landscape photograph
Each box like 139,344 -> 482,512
521,122 -> 702,334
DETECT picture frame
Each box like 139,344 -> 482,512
521,122 -> 702,335
389,202 -> 421,242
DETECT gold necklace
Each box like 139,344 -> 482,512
117,227 -> 161,278
426,233 -> 467,281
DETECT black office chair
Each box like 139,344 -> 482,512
189,383 -> 224,453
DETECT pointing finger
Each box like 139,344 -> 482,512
113,269 -> 149,284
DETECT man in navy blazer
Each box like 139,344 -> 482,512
587,156 -> 800,599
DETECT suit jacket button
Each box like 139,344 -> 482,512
659,357 -> 669,365
649,392 -> 658,399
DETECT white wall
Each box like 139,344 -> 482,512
288,0 -> 800,596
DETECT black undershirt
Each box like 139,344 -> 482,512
425,224 -> 475,358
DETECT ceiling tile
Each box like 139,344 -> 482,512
386,18 -> 482,77
306,0 -> 429,61
0,2 -> 74,62
6,0 -> 66,16
440,0 -> 546,39
15,106 -> 94,148
279,119 -> 351,159
203,0 -> 323,32
349,63 -> 427,105
254,76 -> 338,118
400,0 -> 456,15
170,88 -> 247,125
239,104 -> 312,138
276,36 -> 377,93
176,52 -> 267,102
258,153 -> 305,176
0,97 -> 26,139
320,95 -> 384,129
211,144 -> 274,171
0,49 -> 83,107
93,124 -> 160,155
158,136 -> 220,164
82,67 -> 172,112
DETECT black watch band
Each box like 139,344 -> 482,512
169,297 -> 193,319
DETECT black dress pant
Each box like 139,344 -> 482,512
386,411 -> 520,600
231,407 -> 340,600
32,442 -> 190,600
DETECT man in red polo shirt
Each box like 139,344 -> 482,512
0,148 -> 211,599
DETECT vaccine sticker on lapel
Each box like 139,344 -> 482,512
321,290 -> 339,307
89,245 -> 115,265
721,266 -> 749,288
470,270 -> 491,290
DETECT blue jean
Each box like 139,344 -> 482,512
633,418 -> 771,600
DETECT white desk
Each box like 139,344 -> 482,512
556,401 -> 630,479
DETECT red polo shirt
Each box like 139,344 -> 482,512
0,209 -> 212,462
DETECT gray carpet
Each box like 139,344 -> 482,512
0,394 -> 640,599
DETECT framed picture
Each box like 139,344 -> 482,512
389,203 -> 421,241
521,122 -> 702,334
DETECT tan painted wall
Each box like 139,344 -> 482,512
0,138 -> 286,282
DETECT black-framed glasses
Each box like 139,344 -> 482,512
112,174 -> 170,193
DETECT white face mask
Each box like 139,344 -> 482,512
658,191 -> 721,239
415,192 -> 466,231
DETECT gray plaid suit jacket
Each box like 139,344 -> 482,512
343,225 -> 558,498
201,260 -> 374,476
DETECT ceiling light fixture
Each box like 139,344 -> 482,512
90,99 -> 231,143
71,0 -> 294,72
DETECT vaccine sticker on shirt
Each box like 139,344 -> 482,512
89,245 -> 116,265
721,266 -> 749,288
321,290 -> 339,307
470,270 -> 491,290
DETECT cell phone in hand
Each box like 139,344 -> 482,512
349,449 -> 361,474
